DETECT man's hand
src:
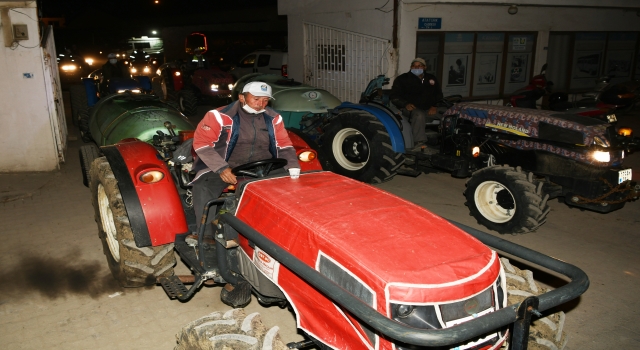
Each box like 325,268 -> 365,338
405,103 -> 417,111
428,106 -> 437,115
219,168 -> 237,184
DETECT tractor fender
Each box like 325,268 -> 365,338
286,128 -> 324,172
101,139 -> 188,247
332,102 -> 406,153
82,77 -> 99,107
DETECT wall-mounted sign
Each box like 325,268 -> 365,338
418,18 -> 442,29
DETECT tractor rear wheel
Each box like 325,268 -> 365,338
465,165 -> 549,234
79,144 -> 100,187
178,89 -> 198,117
322,111 -> 404,184
90,157 -> 175,287
501,258 -> 568,350
175,308 -> 287,350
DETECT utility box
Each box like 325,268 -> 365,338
13,24 -> 28,40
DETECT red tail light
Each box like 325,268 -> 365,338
282,64 -> 288,78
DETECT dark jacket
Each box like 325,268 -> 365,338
390,71 -> 443,111
191,101 -> 299,182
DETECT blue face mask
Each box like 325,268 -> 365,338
411,68 -> 424,76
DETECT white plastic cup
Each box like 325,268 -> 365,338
288,168 -> 300,179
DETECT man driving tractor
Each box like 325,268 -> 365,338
191,81 -> 300,238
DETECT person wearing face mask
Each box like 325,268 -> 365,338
190,81 -> 300,235
101,53 -> 130,93
390,57 -> 443,148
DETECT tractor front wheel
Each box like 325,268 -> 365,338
79,144 -> 100,187
90,157 -> 175,287
322,111 -> 404,184
502,258 -> 568,350
69,84 -> 88,127
465,165 -> 550,234
175,309 -> 287,350
178,89 -> 198,117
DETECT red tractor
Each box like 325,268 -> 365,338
89,119 -> 588,349
152,33 -> 235,117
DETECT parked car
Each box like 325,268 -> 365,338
230,49 -> 288,80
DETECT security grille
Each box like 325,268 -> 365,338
304,22 -> 391,103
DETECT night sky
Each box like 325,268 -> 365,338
39,0 -> 279,54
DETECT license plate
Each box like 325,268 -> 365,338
619,169 -> 632,184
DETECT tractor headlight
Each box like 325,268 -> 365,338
211,84 -> 219,91
618,127 -> 633,137
143,66 -> 150,73
140,170 -> 164,184
174,71 -> 181,77
85,58 -> 94,65
472,146 -> 480,158
156,69 -> 161,76
61,64 -> 77,71
228,83 -> 234,90
591,150 -> 611,163
131,67 -> 138,73
606,114 -> 617,123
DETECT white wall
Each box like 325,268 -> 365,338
0,4 -> 60,172
279,0 -> 640,86
279,0 -> 394,83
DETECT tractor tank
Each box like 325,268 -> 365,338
88,94 -> 194,146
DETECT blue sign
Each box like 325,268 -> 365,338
419,18 -> 442,30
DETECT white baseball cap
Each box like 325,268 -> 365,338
242,81 -> 274,100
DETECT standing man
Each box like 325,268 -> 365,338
391,58 -> 443,148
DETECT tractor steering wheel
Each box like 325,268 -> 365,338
231,158 -> 288,178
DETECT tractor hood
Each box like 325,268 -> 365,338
235,172 -> 499,305
88,95 -> 194,146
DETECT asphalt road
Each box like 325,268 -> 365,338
0,100 -> 638,349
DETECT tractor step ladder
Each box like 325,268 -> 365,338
158,276 -> 189,299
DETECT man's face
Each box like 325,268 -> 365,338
411,62 -> 426,70
239,93 -> 270,110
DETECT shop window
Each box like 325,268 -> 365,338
415,31 -> 537,99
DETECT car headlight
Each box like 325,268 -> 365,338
131,67 -> 137,73
211,84 -> 219,91
61,64 -> 77,71
85,58 -> 94,65
143,66 -> 150,73
591,150 -> 610,162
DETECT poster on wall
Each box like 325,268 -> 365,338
509,54 -> 529,83
442,33 -> 473,97
570,32 -> 606,90
473,33 -> 504,97
477,54 -> 499,85
446,55 -> 467,86
606,51 -> 633,78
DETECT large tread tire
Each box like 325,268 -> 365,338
79,144 -> 101,187
464,165 -> 550,234
175,308 -> 287,350
90,157 -> 175,287
178,89 -> 198,117
321,111 -> 404,184
78,108 -> 93,143
69,84 -> 88,127
501,258 -> 568,350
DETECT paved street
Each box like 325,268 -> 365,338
0,101 -> 639,349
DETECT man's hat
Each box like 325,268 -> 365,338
411,57 -> 426,67
107,53 -> 117,59
242,81 -> 275,100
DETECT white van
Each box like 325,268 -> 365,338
230,50 -> 288,80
